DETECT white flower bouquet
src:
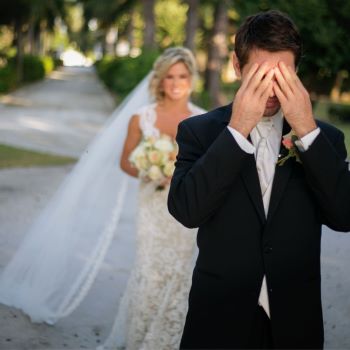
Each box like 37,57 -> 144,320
129,134 -> 178,190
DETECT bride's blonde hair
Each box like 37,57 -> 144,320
149,47 -> 197,101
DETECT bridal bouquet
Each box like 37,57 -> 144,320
129,134 -> 178,189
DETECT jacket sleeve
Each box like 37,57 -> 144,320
299,130 -> 350,232
167,120 -> 249,228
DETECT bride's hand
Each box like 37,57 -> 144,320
159,177 -> 172,187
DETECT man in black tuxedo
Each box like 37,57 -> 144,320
168,10 -> 350,349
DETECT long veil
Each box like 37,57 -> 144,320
0,73 -> 152,324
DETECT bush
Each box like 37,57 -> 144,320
0,54 -> 59,94
329,103 -> 350,123
7,55 -> 46,82
0,63 -> 16,93
95,49 -> 160,99
41,56 -> 55,75
53,57 -> 63,68
22,55 -> 45,82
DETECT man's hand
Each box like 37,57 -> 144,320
274,61 -> 317,138
229,62 -> 275,138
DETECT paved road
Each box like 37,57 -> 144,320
0,67 -> 349,349
0,66 -> 115,157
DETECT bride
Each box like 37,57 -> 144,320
0,47 -> 205,350
101,47 -> 205,350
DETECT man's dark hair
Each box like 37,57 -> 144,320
235,10 -> 302,68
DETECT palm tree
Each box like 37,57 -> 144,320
143,0 -> 156,49
204,0 -> 228,107
184,0 -> 199,51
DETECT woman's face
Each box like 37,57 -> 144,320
161,62 -> 192,101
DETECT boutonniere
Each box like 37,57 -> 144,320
277,129 -> 302,166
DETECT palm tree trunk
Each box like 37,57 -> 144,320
184,0 -> 199,51
14,18 -> 24,84
204,1 -> 228,108
143,0 -> 156,49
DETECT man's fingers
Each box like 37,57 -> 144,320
247,62 -> 271,91
278,62 -> 298,92
274,66 -> 293,98
288,65 -> 306,92
256,68 -> 275,97
261,80 -> 274,103
240,63 -> 259,90
273,81 -> 287,104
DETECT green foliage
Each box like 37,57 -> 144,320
0,62 -> 16,93
0,144 -> 76,169
193,80 -> 240,110
81,0 -> 137,29
54,57 -> 64,68
22,55 -> 45,82
328,103 -> 350,123
232,0 -> 350,95
0,0 -> 66,28
41,56 -> 55,74
0,54 -> 57,93
95,49 -> 160,98
155,0 -> 187,48
192,90 -> 212,111
7,55 -> 47,83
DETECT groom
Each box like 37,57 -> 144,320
168,10 -> 350,349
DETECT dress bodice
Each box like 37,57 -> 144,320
138,103 -> 160,139
136,102 -> 206,139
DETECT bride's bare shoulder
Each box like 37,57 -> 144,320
129,114 -> 140,126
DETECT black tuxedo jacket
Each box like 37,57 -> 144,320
167,103 -> 350,349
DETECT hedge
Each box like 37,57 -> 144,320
329,103 -> 350,123
0,54 -> 59,93
95,50 -> 160,99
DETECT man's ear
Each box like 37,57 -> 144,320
232,52 -> 242,79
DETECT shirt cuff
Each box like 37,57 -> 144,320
294,128 -> 320,152
227,126 -> 255,154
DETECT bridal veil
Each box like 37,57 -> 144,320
0,73 -> 152,324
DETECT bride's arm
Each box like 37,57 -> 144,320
120,114 -> 142,178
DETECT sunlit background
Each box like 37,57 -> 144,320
1,1 -> 349,111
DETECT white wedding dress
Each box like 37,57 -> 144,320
0,69 -> 205,349
101,103 -> 204,350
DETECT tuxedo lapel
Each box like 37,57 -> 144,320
240,156 -> 266,224
267,119 -> 293,222
220,103 -> 266,224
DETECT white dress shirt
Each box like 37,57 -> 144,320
227,110 -> 320,318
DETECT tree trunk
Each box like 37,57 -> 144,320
330,70 -> 347,102
33,22 -> 41,55
126,11 -> 137,55
143,0 -> 156,49
204,1 -> 228,108
184,0 -> 199,51
14,18 -> 24,84
28,19 -> 35,54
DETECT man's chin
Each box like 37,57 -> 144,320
263,105 -> 280,117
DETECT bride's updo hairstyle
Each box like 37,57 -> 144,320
149,47 -> 197,101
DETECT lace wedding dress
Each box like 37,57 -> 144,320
101,103 -> 204,350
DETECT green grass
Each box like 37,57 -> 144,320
0,144 -> 77,169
